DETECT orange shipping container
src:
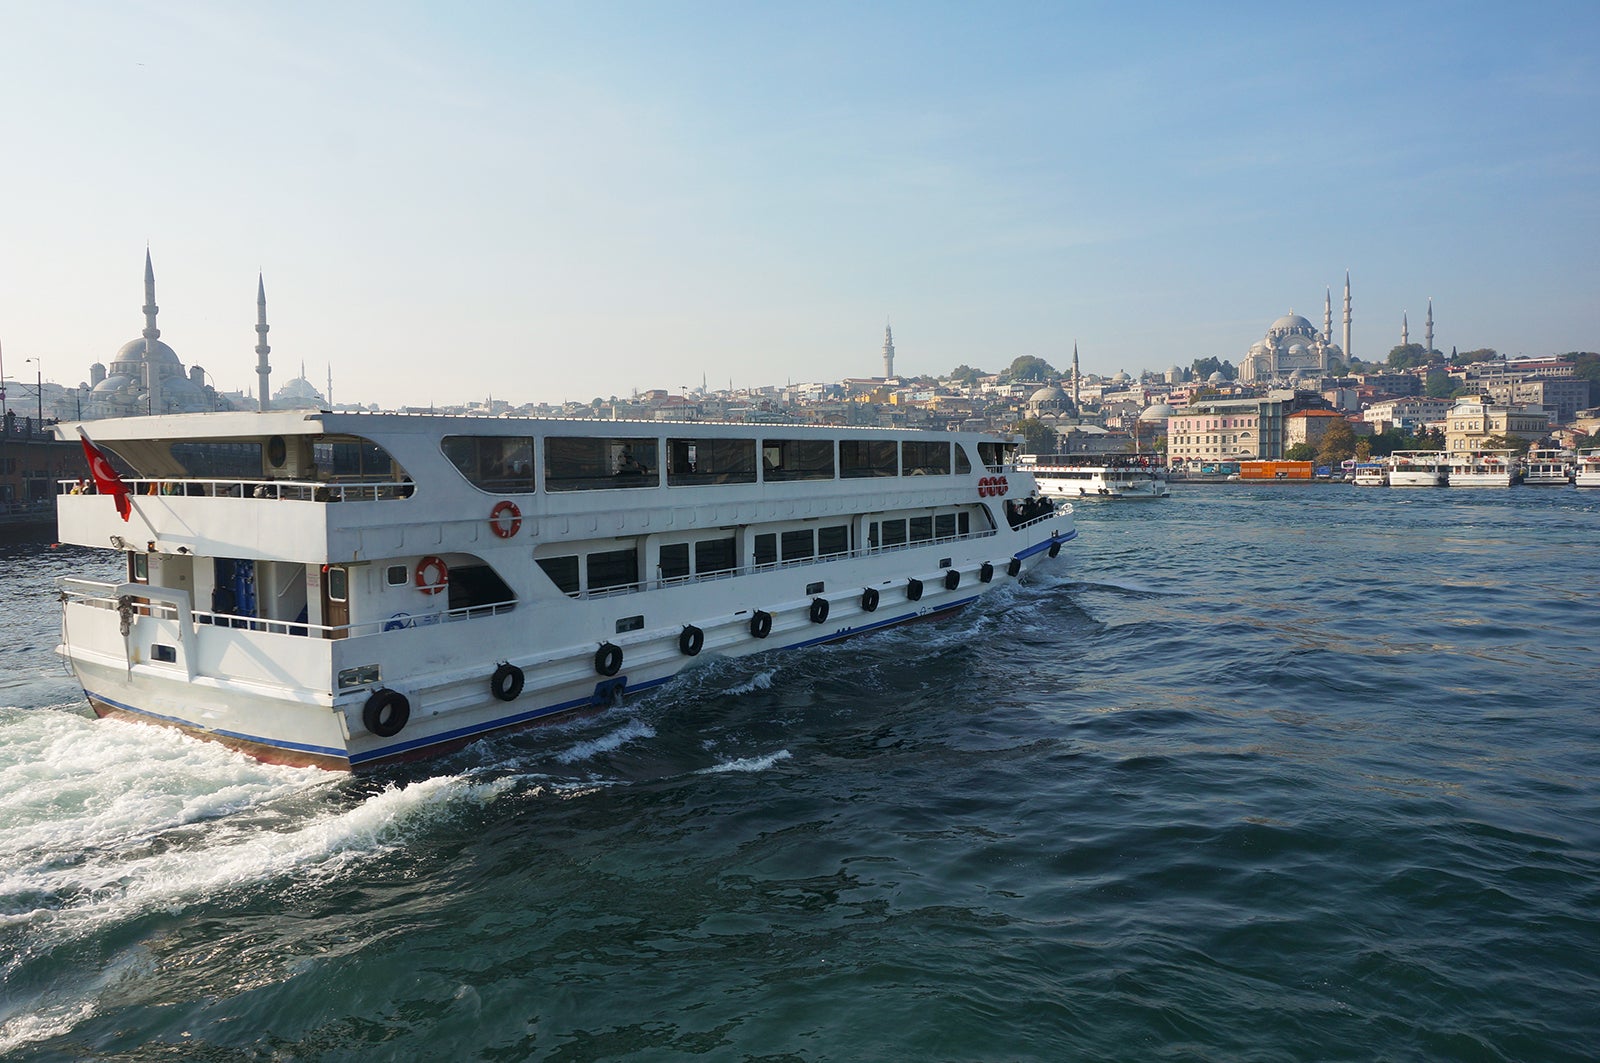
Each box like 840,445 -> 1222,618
1238,460 -> 1313,481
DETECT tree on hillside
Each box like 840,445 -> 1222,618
1354,439 -> 1372,461
1003,356 -> 1058,382
1286,442 -> 1316,462
1387,343 -> 1430,370
1191,357 -> 1239,381
1457,348 -> 1499,364
1424,368 -> 1461,400
1482,433 -> 1532,457
1316,419 -> 1358,466
1565,352 -> 1600,386
947,364 -> 986,386
1010,417 -> 1059,454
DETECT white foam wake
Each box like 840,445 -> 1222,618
697,749 -> 792,774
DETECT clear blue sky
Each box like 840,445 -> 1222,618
2,1 -> 1596,408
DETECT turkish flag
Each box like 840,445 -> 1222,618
76,428 -> 131,521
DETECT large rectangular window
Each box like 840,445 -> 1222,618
753,533 -> 777,567
696,537 -> 736,575
761,438 -> 835,482
545,437 -> 658,491
587,548 -> 639,593
909,515 -> 933,542
840,439 -> 898,478
441,436 -> 535,493
881,519 -> 907,547
666,438 -> 757,486
781,529 -> 815,562
901,440 -> 951,476
818,525 -> 849,557
659,543 -> 690,581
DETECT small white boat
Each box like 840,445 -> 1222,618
1351,463 -> 1388,487
1522,448 -> 1574,486
1387,451 -> 1449,488
1446,450 -> 1518,488
1575,449 -> 1600,488
1022,454 -> 1170,500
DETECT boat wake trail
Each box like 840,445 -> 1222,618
0,709 -> 512,1053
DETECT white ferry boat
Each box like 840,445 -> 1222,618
1351,462 -> 1388,487
53,412 -> 1075,769
1386,451 -> 1449,488
1021,454 -> 1170,500
1446,449 -> 1518,488
1576,449 -> 1600,488
1521,448 -> 1574,486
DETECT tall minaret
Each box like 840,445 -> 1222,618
1072,342 -> 1081,408
255,274 -> 272,412
882,323 -> 895,379
1342,271 -> 1352,360
1401,312 -> 1409,347
1324,287 -> 1333,342
1425,298 -> 1434,355
143,249 -> 163,414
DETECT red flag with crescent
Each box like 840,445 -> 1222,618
77,427 -> 131,521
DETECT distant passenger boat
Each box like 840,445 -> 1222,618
1021,454 -> 1170,500
1351,462 -> 1388,487
1446,450 -> 1518,488
54,412 -> 1075,769
1522,448 -> 1575,486
1387,451 -> 1449,488
1575,449 -> 1600,488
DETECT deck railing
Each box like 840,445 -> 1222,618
59,578 -> 515,639
58,477 -> 414,502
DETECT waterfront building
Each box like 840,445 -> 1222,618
1443,396 -> 1550,453
1362,397 -> 1454,432
1166,390 -> 1310,462
1480,377 -> 1593,424
1285,409 -> 1354,451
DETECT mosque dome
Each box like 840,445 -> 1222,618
1113,370 -> 1131,383
113,337 -> 182,366
1029,384 -> 1067,404
1208,371 -> 1224,385
1140,402 -> 1176,422
1270,313 -> 1316,334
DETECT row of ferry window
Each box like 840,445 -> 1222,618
441,435 -> 975,494
533,511 -> 975,596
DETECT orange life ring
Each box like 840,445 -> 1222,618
416,555 -> 449,595
489,500 -> 522,539
979,476 -> 994,497
997,475 -> 1009,496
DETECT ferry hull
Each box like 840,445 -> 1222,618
63,534 -> 1071,771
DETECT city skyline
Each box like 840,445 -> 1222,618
1,4 -> 1596,408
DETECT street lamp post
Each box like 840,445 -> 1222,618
25,358 -> 42,423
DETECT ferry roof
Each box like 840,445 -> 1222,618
57,409 -> 1011,444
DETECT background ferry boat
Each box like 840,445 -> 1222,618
1386,451 -> 1449,487
1521,448 -> 1574,486
1576,449 -> 1600,488
1446,449 -> 1518,488
1021,453 -> 1170,500
54,412 -> 1075,769
1350,462 -> 1388,487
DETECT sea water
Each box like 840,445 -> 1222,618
2,486 -> 1597,1061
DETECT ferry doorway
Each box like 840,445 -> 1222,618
321,565 -> 349,639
